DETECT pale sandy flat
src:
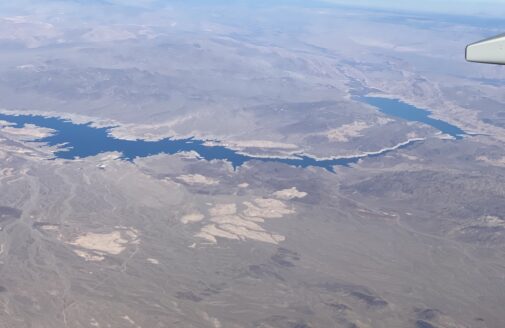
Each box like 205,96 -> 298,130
70,231 -> 128,255
73,250 -> 105,262
209,203 -> 236,216
0,120 -> 14,127
218,224 -> 281,244
326,121 -> 370,142
477,215 -> 505,227
181,212 -> 205,224
147,258 -> 160,264
177,174 -> 219,186
243,198 -> 294,219
477,155 -> 505,167
195,231 -> 217,243
40,224 -> 59,231
210,215 -> 265,231
2,124 -> 55,139
273,187 -> 307,200
198,224 -> 240,242
195,195 -> 296,245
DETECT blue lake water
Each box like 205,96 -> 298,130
360,96 -> 466,139
0,96 -> 464,171
0,112 -> 415,172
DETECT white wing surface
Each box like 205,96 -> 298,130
466,33 -> 505,65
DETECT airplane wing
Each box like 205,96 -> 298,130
466,33 -> 505,64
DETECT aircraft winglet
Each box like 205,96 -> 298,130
466,33 -> 505,65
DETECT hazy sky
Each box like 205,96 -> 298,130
323,0 -> 505,16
